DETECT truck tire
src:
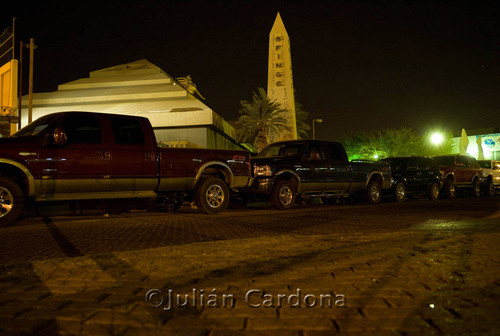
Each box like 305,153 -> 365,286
484,179 -> 495,196
365,180 -> 382,204
393,181 -> 406,203
194,177 -> 229,214
271,180 -> 296,210
471,179 -> 481,198
442,180 -> 456,199
427,181 -> 440,201
0,176 -> 25,227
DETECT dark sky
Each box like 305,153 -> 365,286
3,0 -> 499,141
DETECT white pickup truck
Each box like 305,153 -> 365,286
478,160 -> 500,196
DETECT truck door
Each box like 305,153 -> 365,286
404,157 -> 420,192
107,116 -> 158,195
300,142 -> 330,191
39,114 -> 111,196
418,158 -> 435,189
325,142 -> 351,192
455,156 -> 474,183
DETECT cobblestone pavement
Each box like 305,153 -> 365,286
0,197 -> 499,335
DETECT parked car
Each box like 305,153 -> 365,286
477,160 -> 500,196
433,155 -> 483,198
243,140 -> 392,209
0,112 -> 251,226
382,156 -> 442,202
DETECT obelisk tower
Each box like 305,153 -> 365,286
267,12 -> 297,142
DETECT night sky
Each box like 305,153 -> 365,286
3,0 -> 499,141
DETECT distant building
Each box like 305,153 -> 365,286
17,59 -> 243,150
451,128 -> 500,160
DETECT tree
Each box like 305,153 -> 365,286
235,88 -> 290,152
342,130 -> 382,161
294,94 -> 310,139
341,127 -> 454,161
377,127 -> 424,157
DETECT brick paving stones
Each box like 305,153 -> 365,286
0,197 -> 499,335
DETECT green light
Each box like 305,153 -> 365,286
431,133 -> 443,145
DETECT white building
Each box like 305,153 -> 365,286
451,129 -> 500,160
18,59 -> 243,150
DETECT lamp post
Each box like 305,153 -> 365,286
431,133 -> 443,156
312,119 -> 323,140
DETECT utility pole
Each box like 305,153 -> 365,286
26,38 -> 37,124
312,119 -> 323,140
18,40 -> 23,130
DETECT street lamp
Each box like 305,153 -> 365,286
431,133 -> 443,156
312,119 -> 323,140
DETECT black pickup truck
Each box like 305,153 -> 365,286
244,140 -> 392,209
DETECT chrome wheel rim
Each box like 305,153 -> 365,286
205,184 -> 225,209
449,183 -> 456,197
0,187 -> 14,218
430,183 -> 439,199
396,183 -> 405,201
432,184 -> 440,199
279,185 -> 294,206
370,184 -> 381,201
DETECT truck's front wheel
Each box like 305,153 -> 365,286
442,181 -> 456,199
427,181 -> 440,201
393,181 -> 406,203
271,180 -> 297,210
0,177 -> 25,227
484,179 -> 495,196
365,180 -> 382,204
471,179 -> 481,198
195,177 -> 229,214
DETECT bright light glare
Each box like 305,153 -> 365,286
373,154 -> 379,159
431,133 -> 443,145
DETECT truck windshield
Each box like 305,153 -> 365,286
10,115 -> 60,138
257,143 -> 302,158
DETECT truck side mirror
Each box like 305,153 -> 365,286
53,126 -> 68,145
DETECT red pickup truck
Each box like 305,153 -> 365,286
0,112 -> 251,225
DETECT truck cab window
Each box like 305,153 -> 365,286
304,143 -> 324,161
407,158 -> 418,169
111,118 -> 145,145
456,157 -> 470,167
417,158 -> 429,170
328,143 -> 346,161
61,116 -> 102,144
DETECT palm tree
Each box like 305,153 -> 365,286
294,97 -> 310,139
235,88 -> 290,152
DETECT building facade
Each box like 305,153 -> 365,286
16,59 -> 243,150
451,129 -> 500,160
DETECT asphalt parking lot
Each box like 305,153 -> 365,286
0,196 -> 499,335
